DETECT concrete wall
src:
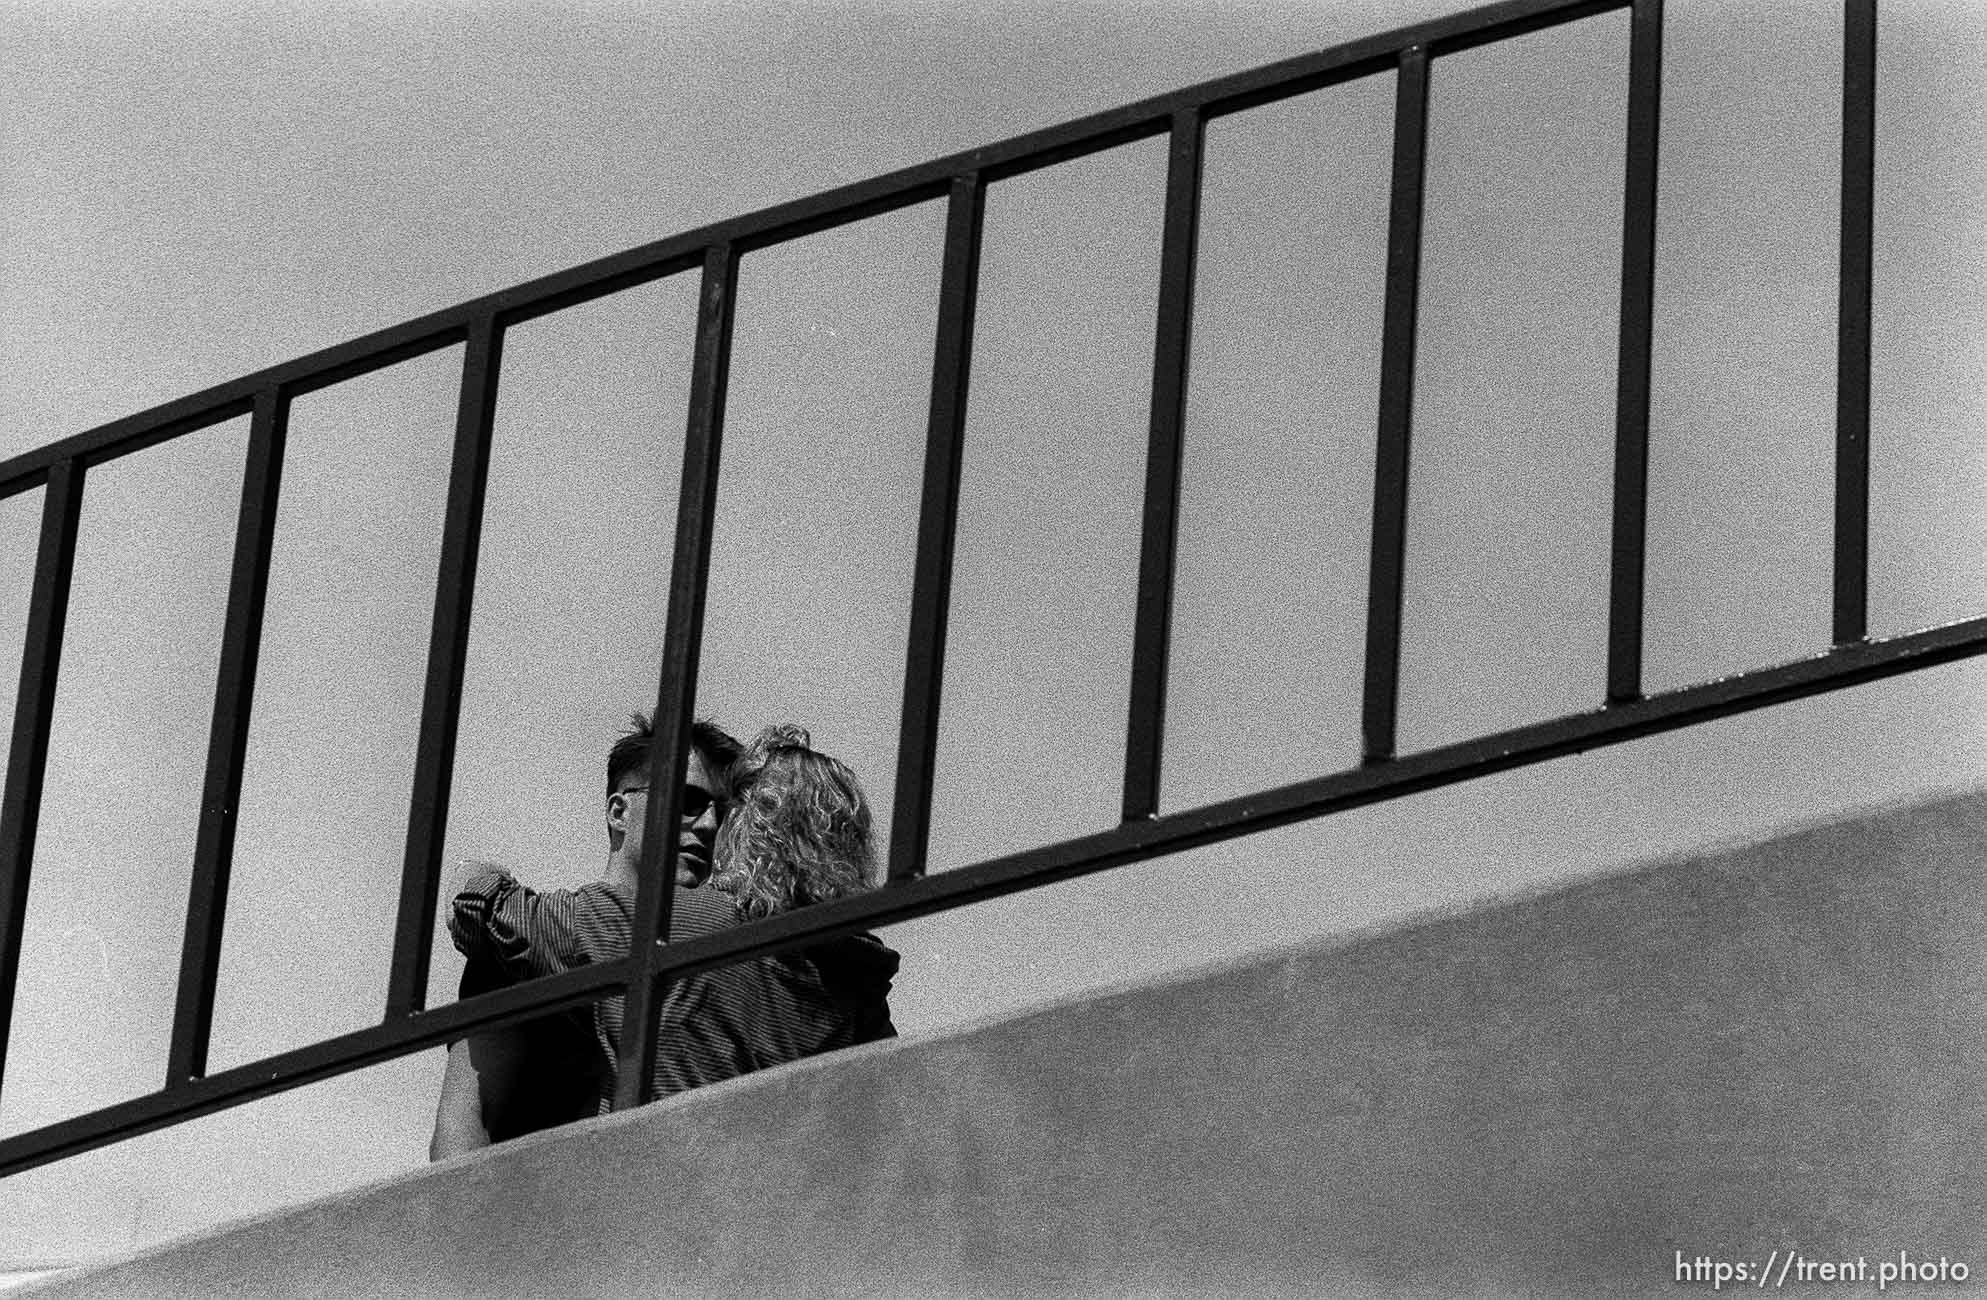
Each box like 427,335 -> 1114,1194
31,787 -> 1987,1298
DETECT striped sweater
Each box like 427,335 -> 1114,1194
449,863 -> 898,1114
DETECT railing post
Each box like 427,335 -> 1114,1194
385,315 -> 505,1020
1123,109 -> 1206,822
1606,0 -> 1664,704
1834,0 -> 1877,647
168,388 -> 290,1084
889,175 -> 986,881
0,460 -> 85,1101
616,243 -> 737,1111
1362,45 -> 1431,764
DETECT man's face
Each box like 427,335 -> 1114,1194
615,749 -> 723,887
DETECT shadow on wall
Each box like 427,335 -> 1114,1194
33,783 -> 1987,1298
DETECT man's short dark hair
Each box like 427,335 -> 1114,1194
608,712 -> 745,797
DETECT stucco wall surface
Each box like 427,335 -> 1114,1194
30,787 -> 1987,1298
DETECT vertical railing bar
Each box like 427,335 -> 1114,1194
616,242 -> 737,1111
1834,0 -> 1876,646
384,316 -> 504,1020
1361,45 -> 1431,764
0,460 -> 84,1100
888,175 -> 987,882
1123,109 -> 1207,823
166,387 -> 289,1085
1606,0 -> 1664,704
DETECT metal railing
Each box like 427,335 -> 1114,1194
0,0 -> 1935,1176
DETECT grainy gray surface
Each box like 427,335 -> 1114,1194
29,785 -> 1987,1298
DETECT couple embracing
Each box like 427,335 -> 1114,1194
431,714 -> 899,1159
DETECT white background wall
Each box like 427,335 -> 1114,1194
1,0 -> 1984,1269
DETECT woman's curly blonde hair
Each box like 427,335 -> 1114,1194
710,724 -> 876,920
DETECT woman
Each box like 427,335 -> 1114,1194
442,720 -> 896,1140
609,722 -> 899,1095
710,723 -> 878,918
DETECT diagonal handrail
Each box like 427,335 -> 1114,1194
0,0 -> 1621,501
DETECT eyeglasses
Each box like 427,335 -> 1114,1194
618,784 -> 720,821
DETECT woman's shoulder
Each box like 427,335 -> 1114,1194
665,883 -> 746,938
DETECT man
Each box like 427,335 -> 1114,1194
434,714 -> 899,1153
428,713 -> 742,1159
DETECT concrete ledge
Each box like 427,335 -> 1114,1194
32,787 -> 1987,1297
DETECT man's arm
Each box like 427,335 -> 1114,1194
430,1039 -> 490,1161
449,863 -> 622,980
430,953 -> 538,1161
437,865 -> 626,1155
